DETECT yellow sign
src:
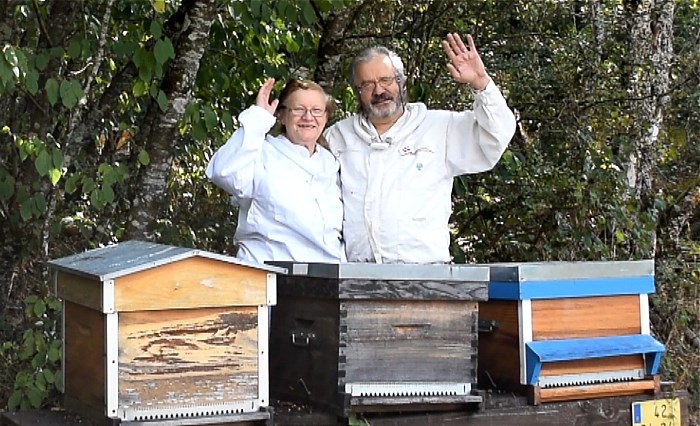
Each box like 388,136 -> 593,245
631,398 -> 681,426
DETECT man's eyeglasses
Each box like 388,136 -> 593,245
282,106 -> 327,117
357,76 -> 398,93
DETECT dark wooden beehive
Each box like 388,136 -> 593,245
267,262 -> 489,416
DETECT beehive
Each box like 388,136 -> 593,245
477,260 -> 664,404
48,241 -> 283,423
267,262 -> 489,416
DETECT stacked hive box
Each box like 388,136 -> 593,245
478,260 -> 665,404
267,262 -> 489,416
48,241 -> 283,424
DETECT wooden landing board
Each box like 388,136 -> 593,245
525,335 -> 664,386
540,354 -> 644,377
530,376 -> 660,405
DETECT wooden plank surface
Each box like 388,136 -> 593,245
528,334 -> 662,363
118,307 -> 259,407
351,395 -> 482,411
56,271 -> 103,311
477,300 -> 521,390
540,355 -> 644,377
63,301 -> 105,415
338,279 -> 487,301
531,295 -> 641,340
340,300 -> 478,383
276,276 -> 487,301
488,276 -> 655,300
114,257 -> 269,311
531,377 -> 659,404
269,297 -> 342,413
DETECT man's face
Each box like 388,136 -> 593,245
355,55 -> 402,120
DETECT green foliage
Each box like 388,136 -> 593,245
0,0 -> 698,422
651,252 -> 700,412
1,295 -> 63,411
165,0 -> 345,252
440,0 -> 656,262
348,412 -> 369,426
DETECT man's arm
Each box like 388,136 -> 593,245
440,33 -> 516,176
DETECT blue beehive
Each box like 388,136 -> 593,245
478,260 -> 664,404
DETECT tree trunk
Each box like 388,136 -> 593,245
622,0 -> 674,257
126,0 -> 218,240
314,4 -> 364,91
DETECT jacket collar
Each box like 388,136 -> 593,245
353,102 -> 428,148
268,135 -> 337,177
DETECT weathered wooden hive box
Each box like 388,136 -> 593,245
477,260 -> 665,405
48,240 -> 283,423
267,262 -> 489,416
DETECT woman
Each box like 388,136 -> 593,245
206,78 -> 345,263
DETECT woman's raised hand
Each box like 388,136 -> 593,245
256,78 -> 279,114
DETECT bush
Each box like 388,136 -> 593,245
0,295 -> 63,411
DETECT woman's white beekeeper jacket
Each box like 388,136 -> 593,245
206,105 -> 346,264
325,81 -> 516,264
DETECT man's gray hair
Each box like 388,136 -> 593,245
349,46 -> 408,102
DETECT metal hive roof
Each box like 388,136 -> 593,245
266,261 -> 490,281
47,240 -> 285,281
488,259 -> 654,282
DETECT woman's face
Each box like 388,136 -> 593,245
279,89 -> 328,151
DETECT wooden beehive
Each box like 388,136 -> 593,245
267,262 -> 489,417
48,240 -> 283,423
477,260 -> 664,405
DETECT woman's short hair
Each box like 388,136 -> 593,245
273,79 -> 335,147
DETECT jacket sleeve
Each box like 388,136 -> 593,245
205,105 -> 276,201
445,80 -> 516,176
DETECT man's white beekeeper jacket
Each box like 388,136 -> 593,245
206,105 -> 346,264
325,81 -> 516,264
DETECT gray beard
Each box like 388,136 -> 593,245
363,97 -> 402,120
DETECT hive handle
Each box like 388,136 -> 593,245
392,323 -> 432,329
290,329 -> 316,347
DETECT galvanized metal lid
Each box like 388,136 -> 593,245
488,260 -> 654,282
48,240 -> 285,281
266,261 -> 489,282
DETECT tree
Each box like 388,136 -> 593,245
0,0 -> 219,409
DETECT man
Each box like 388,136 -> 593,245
324,33 -> 516,264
